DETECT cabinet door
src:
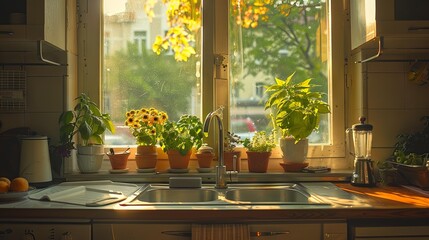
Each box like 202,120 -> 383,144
93,223 -> 192,240
249,223 -> 321,240
323,223 -> 347,240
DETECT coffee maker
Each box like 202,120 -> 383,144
347,117 -> 376,187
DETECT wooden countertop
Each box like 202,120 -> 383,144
1,183 -> 429,223
336,183 -> 429,208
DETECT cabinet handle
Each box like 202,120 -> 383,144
161,231 -> 191,237
409,27 -> 429,31
0,31 -> 14,36
324,233 -> 346,240
251,231 -> 290,237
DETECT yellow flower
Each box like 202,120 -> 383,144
161,112 -> 168,121
142,113 -> 150,122
152,115 -> 160,124
126,117 -> 134,125
125,107 -> 168,146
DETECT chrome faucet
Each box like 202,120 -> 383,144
203,106 -> 227,189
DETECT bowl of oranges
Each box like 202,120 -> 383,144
0,177 -> 30,201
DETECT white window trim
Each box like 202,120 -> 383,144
77,0 -> 346,163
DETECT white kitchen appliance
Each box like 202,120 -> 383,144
19,136 -> 52,183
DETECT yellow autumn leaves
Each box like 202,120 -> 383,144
145,0 -> 294,62
145,0 -> 201,62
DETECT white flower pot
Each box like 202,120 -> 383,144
280,137 -> 308,163
77,153 -> 104,173
77,145 -> 104,155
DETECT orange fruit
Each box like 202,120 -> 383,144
0,181 -> 9,193
0,177 -> 11,186
10,177 -> 29,192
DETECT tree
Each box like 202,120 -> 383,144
105,42 -> 197,123
230,0 -> 327,91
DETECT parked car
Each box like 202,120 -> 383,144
231,117 -> 257,140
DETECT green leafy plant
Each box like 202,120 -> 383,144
57,93 -> 115,157
124,107 -> 168,146
160,114 -> 204,155
392,116 -> 429,166
242,131 -> 276,152
264,72 -> 330,142
224,131 -> 242,152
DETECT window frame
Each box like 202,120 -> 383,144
77,0 -> 346,163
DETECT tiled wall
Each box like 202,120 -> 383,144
0,65 -> 66,145
364,62 -> 429,164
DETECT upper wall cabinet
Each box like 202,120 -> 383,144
351,0 -> 429,63
0,0 -> 66,65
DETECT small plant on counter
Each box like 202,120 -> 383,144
160,114 -> 204,155
224,131 -> 242,152
57,93 -> 115,157
242,131 -> 276,153
392,116 -> 429,166
124,107 -> 168,146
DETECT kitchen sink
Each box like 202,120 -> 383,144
225,188 -> 312,204
122,183 -> 329,206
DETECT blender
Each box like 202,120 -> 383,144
346,117 -> 376,187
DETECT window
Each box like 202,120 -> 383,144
133,30 -> 147,55
79,0 -> 345,160
255,82 -> 265,99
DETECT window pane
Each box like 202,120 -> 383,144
229,0 -> 330,144
103,0 -> 202,145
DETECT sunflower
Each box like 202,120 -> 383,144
125,107 -> 169,146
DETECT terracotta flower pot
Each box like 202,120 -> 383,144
135,145 -> 157,169
224,151 -> 241,172
246,151 -> 271,173
196,152 -> 214,168
167,150 -> 191,169
107,152 -> 130,170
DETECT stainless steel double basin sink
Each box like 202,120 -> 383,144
122,183 -> 329,206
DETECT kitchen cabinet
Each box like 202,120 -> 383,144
0,0 -> 67,66
350,0 -> 429,63
0,0 -> 66,49
0,221 -> 91,240
348,219 -> 429,240
92,222 -> 347,240
93,223 -> 192,240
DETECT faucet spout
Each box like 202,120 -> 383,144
203,106 -> 227,189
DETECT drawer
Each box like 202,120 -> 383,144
0,25 -> 26,40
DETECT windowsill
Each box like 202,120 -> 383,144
64,168 -> 352,183
63,156 -> 352,183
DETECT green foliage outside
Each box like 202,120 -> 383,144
104,43 -> 197,123
229,0 -> 329,137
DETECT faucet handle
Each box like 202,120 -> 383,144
214,106 -> 224,118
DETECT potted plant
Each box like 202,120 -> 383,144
224,131 -> 242,171
196,144 -> 214,169
58,93 -> 115,173
125,107 -> 168,170
242,131 -> 276,173
160,114 -> 204,170
106,148 -> 131,171
265,72 -> 330,163
385,116 -> 429,188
